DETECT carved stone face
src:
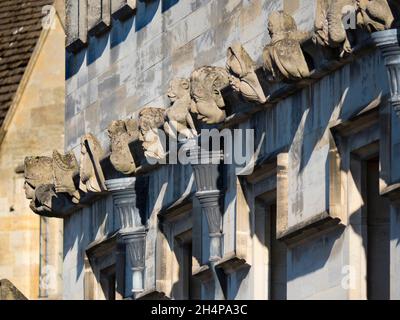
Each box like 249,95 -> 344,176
167,78 -> 190,103
190,67 -> 229,124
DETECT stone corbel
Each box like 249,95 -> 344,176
105,177 -> 147,295
88,0 -> 111,36
371,29 -> 400,117
112,0 -> 137,20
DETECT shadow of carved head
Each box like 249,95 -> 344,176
190,66 -> 230,124
24,156 -> 53,200
138,107 -> 165,133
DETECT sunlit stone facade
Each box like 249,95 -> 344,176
25,0 -> 400,300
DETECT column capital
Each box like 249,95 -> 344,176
105,177 -> 136,192
372,29 -> 400,116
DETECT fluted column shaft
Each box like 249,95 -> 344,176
105,177 -> 146,294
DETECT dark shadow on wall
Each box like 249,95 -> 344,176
136,0 -> 161,32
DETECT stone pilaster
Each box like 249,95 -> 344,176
188,144 -> 223,262
105,177 -> 141,230
371,29 -> 400,116
105,178 -> 146,294
118,228 -> 146,293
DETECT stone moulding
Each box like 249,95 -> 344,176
226,42 -> 267,104
263,10 -> 310,82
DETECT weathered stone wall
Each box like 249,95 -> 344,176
65,0 -> 315,156
0,16 -> 65,299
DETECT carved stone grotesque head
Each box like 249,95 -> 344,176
164,78 -> 198,140
167,78 -> 191,103
268,10 -> 297,39
30,184 -> 69,217
108,119 -> 139,175
79,133 -> 107,193
190,66 -> 230,124
24,156 -> 53,200
226,42 -> 267,104
53,150 -> 80,203
263,11 -> 310,81
139,107 -> 166,160
357,0 -> 394,32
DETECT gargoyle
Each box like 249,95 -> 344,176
139,107 -> 166,160
53,150 -> 80,203
108,119 -> 139,174
263,11 -> 310,82
79,133 -> 107,193
164,78 -> 198,141
190,66 -> 230,124
314,0 -> 357,57
226,42 -> 267,104
356,0 -> 394,32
